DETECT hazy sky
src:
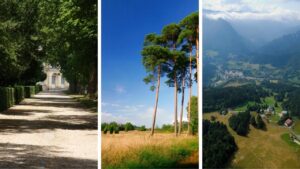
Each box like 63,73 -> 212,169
102,0 -> 198,127
204,0 -> 300,22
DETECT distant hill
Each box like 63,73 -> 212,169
203,17 -> 253,60
252,30 -> 300,68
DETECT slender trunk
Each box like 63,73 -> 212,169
188,49 -> 192,135
151,66 -> 161,136
179,78 -> 185,134
87,64 -> 97,99
174,74 -> 178,136
196,28 -> 199,95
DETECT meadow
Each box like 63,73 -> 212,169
204,112 -> 300,168
101,131 -> 198,169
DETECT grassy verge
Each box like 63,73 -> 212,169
103,136 -> 198,169
69,94 -> 97,113
281,133 -> 300,149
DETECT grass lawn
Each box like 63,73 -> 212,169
233,101 -> 255,112
281,133 -> 300,149
69,94 -> 97,113
101,131 -> 198,169
292,120 -> 300,135
204,112 -> 300,169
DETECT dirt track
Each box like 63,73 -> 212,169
0,91 -> 98,169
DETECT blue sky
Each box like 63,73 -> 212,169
204,0 -> 300,22
102,0 -> 198,127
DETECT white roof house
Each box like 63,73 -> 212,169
40,64 -> 69,91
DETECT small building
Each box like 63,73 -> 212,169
266,106 -> 275,115
280,110 -> 288,117
39,64 -> 69,91
285,118 -> 293,127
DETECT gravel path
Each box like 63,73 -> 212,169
0,90 -> 98,169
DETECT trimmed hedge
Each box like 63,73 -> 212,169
24,86 -> 35,98
0,87 -> 15,111
14,86 -> 25,104
35,85 -> 43,94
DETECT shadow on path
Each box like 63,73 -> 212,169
0,143 -> 97,169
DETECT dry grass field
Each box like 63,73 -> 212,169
204,112 -> 300,169
102,131 -> 198,169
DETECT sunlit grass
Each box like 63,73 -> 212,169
101,131 -> 198,169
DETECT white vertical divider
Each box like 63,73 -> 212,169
198,0 -> 203,169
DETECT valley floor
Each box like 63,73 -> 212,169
204,112 -> 300,169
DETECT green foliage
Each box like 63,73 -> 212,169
0,87 -> 15,111
282,89 -> 300,117
203,120 -> 237,168
14,86 -> 25,104
109,125 -> 114,134
0,1 -> 46,86
110,139 -> 198,169
103,126 -> 108,134
256,114 -> 265,129
190,96 -> 198,135
204,85 -> 269,112
125,122 -> 135,132
229,111 -> 251,136
139,125 -> 147,131
24,86 -> 35,98
38,0 -> 97,96
114,127 -> 119,134
250,115 -> 257,127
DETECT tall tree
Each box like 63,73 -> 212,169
38,0 -> 97,97
0,0 -> 46,86
142,34 -> 169,136
179,12 -> 199,134
176,55 -> 190,134
162,23 -> 181,136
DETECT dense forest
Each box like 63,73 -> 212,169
0,0 -> 97,97
203,120 -> 237,168
203,85 -> 269,112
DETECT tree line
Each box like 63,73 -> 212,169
141,12 -> 199,136
0,0 -> 97,98
203,85 -> 269,112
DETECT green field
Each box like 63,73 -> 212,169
102,132 -> 198,169
204,112 -> 300,168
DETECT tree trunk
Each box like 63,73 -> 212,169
179,78 -> 185,134
174,74 -> 178,136
151,66 -> 161,136
87,63 -> 97,99
188,50 -> 192,135
196,28 -> 199,95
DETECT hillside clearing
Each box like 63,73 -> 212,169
204,112 -> 300,169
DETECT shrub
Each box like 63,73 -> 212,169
103,126 -> 108,134
109,125 -> 114,134
125,122 -> 135,131
203,120 -> 237,168
0,87 -> 15,111
229,111 -> 250,136
14,86 -> 25,104
115,127 -> 120,134
24,86 -> 35,98
139,125 -> 147,131
35,85 -> 43,94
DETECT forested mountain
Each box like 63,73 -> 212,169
203,17 -> 253,59
252,31 -> 300,68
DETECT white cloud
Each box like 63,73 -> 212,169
115,85 -> 126,94
101,103 -> 175,127
204,0 -> 300,22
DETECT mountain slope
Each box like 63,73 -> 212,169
252,31 -> 300,68
203,17 -> 253,59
